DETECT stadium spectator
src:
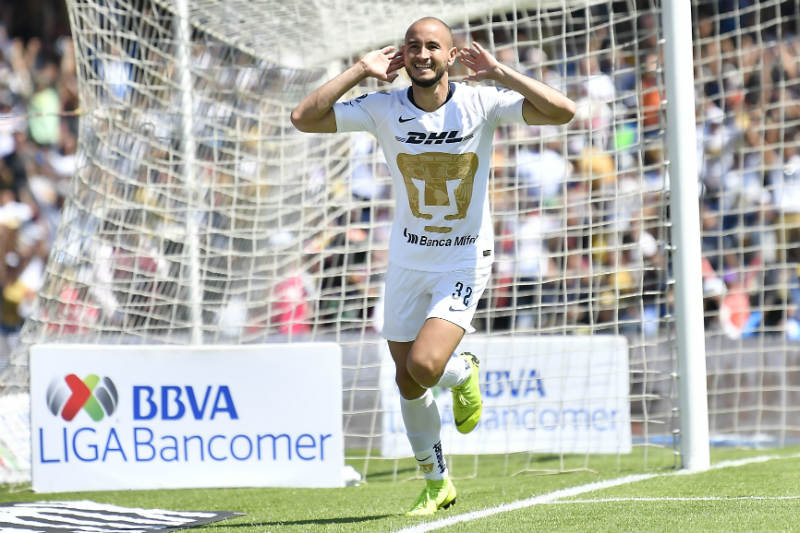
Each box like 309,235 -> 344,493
271,260 -> 315,336
510,207 -> 559,330
27,54 -> 60,146
640,53 -> 662,137
769,131 -> 800,265
580,51 -> 615,104
698,103 -> 737,200
350,132 -> 389,222
515,128 -> 571,206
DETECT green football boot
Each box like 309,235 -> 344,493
451,352 -> 482,434
406,477 -> 457,516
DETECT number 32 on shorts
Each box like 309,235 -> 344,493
452,281 -> 473,307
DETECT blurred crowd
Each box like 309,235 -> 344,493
0,8 -> 78,364
490,6 -> 800,342
342,5 -> 800,342
0,2 -> 799,368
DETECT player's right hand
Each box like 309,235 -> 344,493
360,46 -> 403,83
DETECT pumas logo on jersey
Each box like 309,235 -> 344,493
394,130 -> 474,145
397,152 -> 479,233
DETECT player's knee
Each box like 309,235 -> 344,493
395,371 -> 420,398
394,372 -> 417,397
406,354 -> 442,388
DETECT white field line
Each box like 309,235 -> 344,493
551,495 -> 800,504
394,453 -> 800,533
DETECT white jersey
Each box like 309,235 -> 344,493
334,82 -> 525,272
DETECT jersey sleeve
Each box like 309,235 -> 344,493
333,93 -> 377,133
486,86 -> 526,127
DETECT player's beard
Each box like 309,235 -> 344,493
409,64 -> 446,88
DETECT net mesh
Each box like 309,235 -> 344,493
1,0 -> 799,482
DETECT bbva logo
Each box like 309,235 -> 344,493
46,374 -> 118,422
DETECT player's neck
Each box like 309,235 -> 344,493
410,77 -> 451,112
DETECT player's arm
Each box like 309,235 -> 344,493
290,46 -> 404,133
459,42 -> 576,126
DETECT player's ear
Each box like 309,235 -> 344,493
447,46 -> 457,66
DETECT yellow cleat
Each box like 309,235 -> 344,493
406,477 -> 457,516
452,352 -> 482,434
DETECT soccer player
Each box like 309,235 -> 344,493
291,17 -> 575,515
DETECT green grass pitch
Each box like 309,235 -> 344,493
2,446 -> 799,532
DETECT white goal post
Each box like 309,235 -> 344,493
2,0 -> 800,484
662,0 -> 709,472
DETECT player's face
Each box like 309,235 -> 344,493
403,21 -> 456,88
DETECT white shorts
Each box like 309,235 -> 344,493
381,263 -> 492,342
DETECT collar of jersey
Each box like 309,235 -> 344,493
406,82 -> 455,112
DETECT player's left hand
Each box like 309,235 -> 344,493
458,42 -> 502,82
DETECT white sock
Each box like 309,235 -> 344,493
400,389 -> 447,480
436,353 -> 471,388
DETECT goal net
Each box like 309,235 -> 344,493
1,0 -> 799,483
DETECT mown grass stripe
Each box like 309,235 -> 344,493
395,453 -> 800,533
